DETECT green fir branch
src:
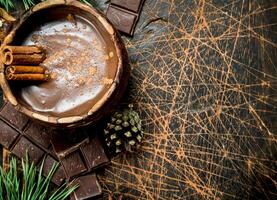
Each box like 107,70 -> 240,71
0,0 -> 14,11
0,0 -> 91,11
0,154 -> 78,200
22,0 -> 35,10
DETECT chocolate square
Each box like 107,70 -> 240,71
0,103 -> 29,130
0,119 -> 19,148
111,0 -> 143,13
61,151 -> 87,178
42,155 -> 65,186
107,6 -> 137,35
24,123 -> 52,149
81,136 -> 109,170
70,174 -> 102,200
12,136 -> 44,164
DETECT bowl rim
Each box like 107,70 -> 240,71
0,0 -> 124,126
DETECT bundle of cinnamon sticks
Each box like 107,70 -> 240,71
2,45 -> 50,81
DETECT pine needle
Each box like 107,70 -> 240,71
0,0 -> 15,11
80,0 -> 90,5
22,0 -> 35,10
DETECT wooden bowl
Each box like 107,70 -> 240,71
0,0 -> 130,129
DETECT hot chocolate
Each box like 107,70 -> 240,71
10,8 -> 118,118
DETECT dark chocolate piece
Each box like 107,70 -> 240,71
51,132 -> 110,179
61,151 -> 87,178
12,136 -> 44,164
0,119 -> 19,148
107,0 -> 145,35
51,130 -> 89,158
41,155 -> 66,186
0,103 -> 29,130
107,6 -> 137,35
81,136 -> 110,170
111,0 -> 143,13
70,174 -> 102,200
24,122 -> 52,149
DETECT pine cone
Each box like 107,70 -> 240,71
104,105 -> 143,155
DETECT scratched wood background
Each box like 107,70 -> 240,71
1,0 -> 276,199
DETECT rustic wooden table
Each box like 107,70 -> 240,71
1,0 -> 276,199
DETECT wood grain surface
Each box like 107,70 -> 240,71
1,0 -> 276,199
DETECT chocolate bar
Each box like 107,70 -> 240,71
0,102 -> 65,186
0,102 -> 109,189
107,0 -> 145,35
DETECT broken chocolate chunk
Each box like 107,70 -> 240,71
41,155 -> 66,186
70,174 -> 102,200
107,6 -> 137,35
60,151 -> 87,178
51,130 -> 89,158
51,129 -> 110,180
81,136 -> 110,170
107,0 -> 145,36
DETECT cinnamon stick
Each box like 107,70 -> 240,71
6,73 -> 50,81
3,51 -> 13,65
3,45 -> 43,55
6,66 -> 46,74
4,53 -> 46,65
2,45 -> 46,65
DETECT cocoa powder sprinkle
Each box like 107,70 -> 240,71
102,77 -> 113,85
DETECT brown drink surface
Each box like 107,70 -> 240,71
12,13 -> 118,117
